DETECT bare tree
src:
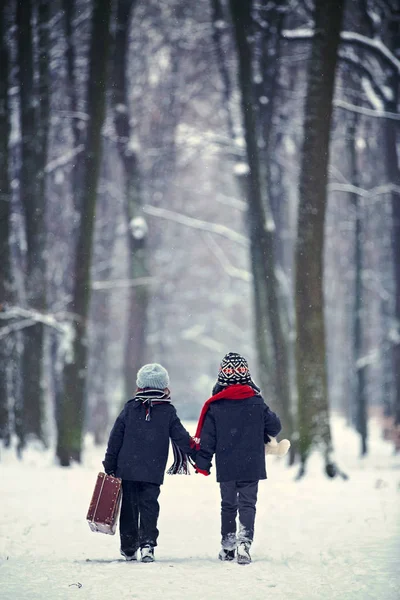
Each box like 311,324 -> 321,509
348,110 -> 368,455
385,15 -> 400,435
57,0 -> 113,466
295,0 -> 345,476
0,0 -> 13,447
228,0 -> 294,446
111,0 -> 148,399
16,0 -> 50,446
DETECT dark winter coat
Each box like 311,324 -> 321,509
195,393 -> 281,482
103,400 -> 194,485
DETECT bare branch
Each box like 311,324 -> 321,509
215,193 -> 247,212
55,110 -> 90,121
180,323 -> 225,352
334,99 -> 400,120
282,28 -> 400,73
143,204 -> 249,247
203,233 -> 251,281
0,306 -> 69,336
45,144 -> 84,173
328,182 -> 400,197
338,51 -> 387,102
341,31 -> 400,74
0,318 -> 36,339
92,277 -> 156,291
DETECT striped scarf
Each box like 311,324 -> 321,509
134,388 -> 194,475
134,388 -> 171,421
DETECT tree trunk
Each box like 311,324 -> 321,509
348,111 -> 368,456
210,1 -> 272,398
57,0 -> 112,466
62,0 -> 80,151
229,0 -> 294,443
0,1 -> 13,447
112,0 -> 148,399
387,109 -> 400,431
17,0 -> 48,446
385,20 -> 400,433
295,0 -> 344,474
257,0 -> 285,239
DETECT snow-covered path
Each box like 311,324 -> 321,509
1,418 -> 399,600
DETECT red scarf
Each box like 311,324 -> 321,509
192,384 -> 256,449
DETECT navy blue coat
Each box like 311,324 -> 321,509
195,394 -> 281,482
103,400 -> 194,485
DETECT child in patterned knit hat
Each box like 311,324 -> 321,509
194,352 -> 282,564
103,363 -> 195,563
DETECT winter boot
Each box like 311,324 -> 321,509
236,542 -> 251,565
141,545 -> 155,563
218,548 -> 236,561
120,550 -> 138,561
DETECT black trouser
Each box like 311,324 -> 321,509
120,480 -> 161,554
220,481 -> 259,549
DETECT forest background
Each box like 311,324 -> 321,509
0,0 -> 399,475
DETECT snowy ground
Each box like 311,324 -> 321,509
1,416 -> 399,600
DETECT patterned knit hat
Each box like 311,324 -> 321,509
136,363 -> 169,390
217,352 -> 252,386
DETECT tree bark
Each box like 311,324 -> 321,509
347,111 -> 368,456
385,19 -> 400,432
111,0 -> 148,399
229,0 -> 294,443
0,1 -> 13,447
257,0 -> 285,237
62,0 -> 80,151
57,0 -> 112,466
387,111 -> 400,431
295,0 -> 344,473
17,0 -> 49,446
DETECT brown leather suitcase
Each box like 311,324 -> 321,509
86,472 -> 122,535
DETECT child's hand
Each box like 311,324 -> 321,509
194,465 -> 210,476
265,437 -> 291,457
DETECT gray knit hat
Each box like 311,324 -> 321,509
136,363 -> 169,390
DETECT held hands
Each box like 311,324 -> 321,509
194,465 -> 210,476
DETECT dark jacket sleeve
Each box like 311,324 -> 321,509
195,409 -> 216,473
263,404 -> 282,443
103,410 -> 125,474
169,407 -> 196,459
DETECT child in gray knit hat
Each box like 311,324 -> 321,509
103,363 -> 195,563
136,363 -> 169,390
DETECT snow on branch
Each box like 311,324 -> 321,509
143,205 -> 249,247
356,349 -> 380,370
281,27 -> 313,40
0,318 -> 37,340
92,277 -> 156,291
340,31 -> 400,74
282,28 -> 400,73
334,99 -> 400,121
328,182 -> 400,198
180,324 -> 224,352
45,145 -> 84,174
215,193 -> 247,212
56,110 -> 90,121
0,306 -> 70,338
202,233 -> 251,282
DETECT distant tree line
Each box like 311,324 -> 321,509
0,0 -> 399,473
